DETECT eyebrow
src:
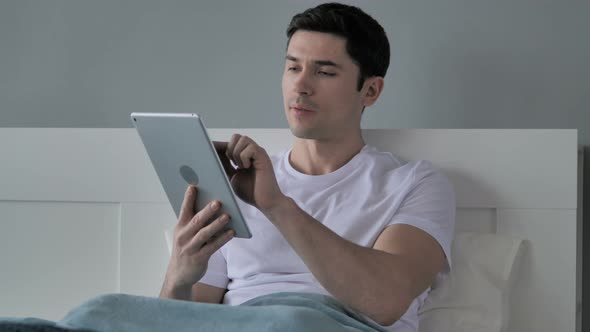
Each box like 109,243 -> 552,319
285,55 -> 343,69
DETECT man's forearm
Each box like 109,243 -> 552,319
159,277 -> 192,301
263,196 -> 413,326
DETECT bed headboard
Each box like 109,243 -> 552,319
0,128 -> 581,332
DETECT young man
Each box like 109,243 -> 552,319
160,3 -> 455,331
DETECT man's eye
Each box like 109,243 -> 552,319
318,71 -> 336,77
287,67 -> 299,72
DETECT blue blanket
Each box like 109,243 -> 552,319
0,292 -> 387,332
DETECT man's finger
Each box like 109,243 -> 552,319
177,200 -> 221,245
226,134 -> 241,164
199,229 -> 235,258
232,136 -> 252,169
239,144 -> 257,169
186,214 -> 230,254
178,185 -> 197,224
213,141 -> 236,178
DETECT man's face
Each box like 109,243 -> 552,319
282,30 -> 365,141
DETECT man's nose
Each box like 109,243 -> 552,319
293,71 -> 313,96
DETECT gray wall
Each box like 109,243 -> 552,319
1,0 -> 589,326
2,0 -> 589,134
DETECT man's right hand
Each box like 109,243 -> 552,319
160,185 -> 234,300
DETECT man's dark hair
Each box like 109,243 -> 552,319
286,3 -> 390,91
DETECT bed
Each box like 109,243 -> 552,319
0,128 -> 582,331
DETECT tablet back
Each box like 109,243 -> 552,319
131,113 -> 252,238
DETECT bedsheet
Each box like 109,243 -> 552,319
0,292 -> 386,332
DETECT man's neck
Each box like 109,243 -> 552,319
289,133 -> 365,176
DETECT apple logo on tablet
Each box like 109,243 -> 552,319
179,165 -> 199,186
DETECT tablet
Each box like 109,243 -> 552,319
131,112 -> 252,239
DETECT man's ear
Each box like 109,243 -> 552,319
362,77 -> 385,107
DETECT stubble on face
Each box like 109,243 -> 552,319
286,95 -> 322,139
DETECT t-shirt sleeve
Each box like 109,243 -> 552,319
387,160 -> 456,269
198,248 -> 229,289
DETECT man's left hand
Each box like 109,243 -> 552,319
213,135 -> 285,213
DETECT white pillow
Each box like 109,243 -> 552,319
419,232 -> 525,332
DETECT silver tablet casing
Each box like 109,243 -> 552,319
131,112 -> 252,239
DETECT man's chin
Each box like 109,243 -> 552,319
288,126 -> 319,140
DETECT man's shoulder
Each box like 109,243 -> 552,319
363,147 -> 453,193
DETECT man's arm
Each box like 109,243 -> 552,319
191,282 -> 226,304
219,136 -> 450,325
264,198 -> 446,326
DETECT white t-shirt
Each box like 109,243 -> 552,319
200,144 -> 455,332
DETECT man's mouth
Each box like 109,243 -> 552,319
290,104 -> 316,113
